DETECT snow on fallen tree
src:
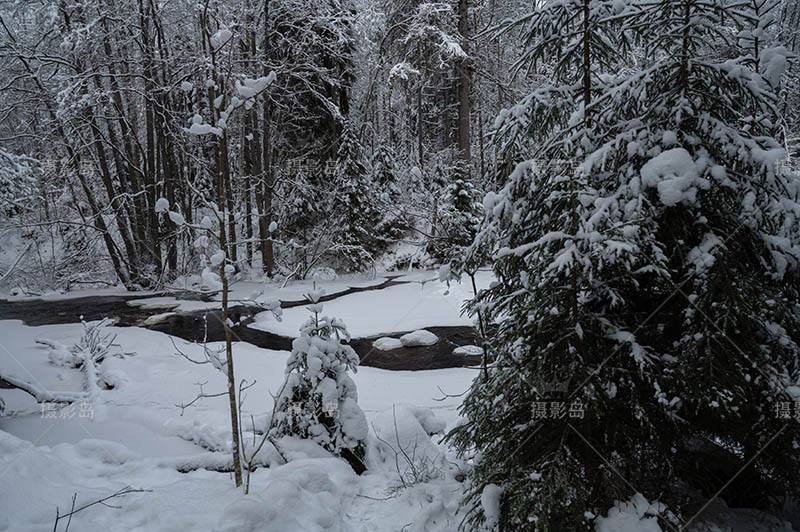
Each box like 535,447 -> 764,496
1,320 -> 121,407
0,373 -> 83,404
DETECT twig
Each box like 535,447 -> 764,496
52,487 -> 150,531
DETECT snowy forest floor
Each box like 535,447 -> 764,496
0,271 -> 796,532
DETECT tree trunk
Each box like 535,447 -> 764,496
457,0 -> 471,162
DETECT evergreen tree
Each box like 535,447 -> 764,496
448,0 -> 800,529
371,143 -> 409,243
433,172 -> 483,262
269,290 -> 368,474
371,143 -> 401,201
278,166 -> 326,274
335,122 -> 382,269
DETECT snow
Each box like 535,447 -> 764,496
594,493 -> 665,532
399,329 -> 439,347
481,484 -> 503,528
215,458 -> 358,532
452,344 -> 483,356
167,210 -> 185,226
235,72 -> 276,99
210,250 -> 225,267
249,271 -> 491,338
188,122 -> 223,137
210,28 -> 232,49
0,273 -> 481,530
154,197 -> 170,213
0,270 -> 784,531
180,81 -> 193,92
367,405 -> 447,478
761,47 -> 789,87
372,337 -> 403,351
640,148 -> 707,207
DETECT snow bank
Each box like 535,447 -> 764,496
214,458 -> 358,532
367,405 -> 446,477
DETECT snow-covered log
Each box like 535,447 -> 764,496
0,374 -> 83,404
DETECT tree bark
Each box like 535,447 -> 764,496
457,0 -> 471,162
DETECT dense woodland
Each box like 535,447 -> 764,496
0,0 -> 511,290
2,0 -> 800,530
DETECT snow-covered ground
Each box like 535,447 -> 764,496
0,271 -> 795,532
0,272 -> 479,531
248,270 -> 493,338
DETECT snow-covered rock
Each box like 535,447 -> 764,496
372,337 -> 403,351
452,345 -> 483,356
399,329 -> 439,347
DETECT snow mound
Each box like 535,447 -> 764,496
367,405 -> 446,477
453,344 -> 483,356
595,493 -> 665,532
399,329 -> 439,347
214,458 -> 358,532
41,340 -> 79,368
373,337 -> 403,351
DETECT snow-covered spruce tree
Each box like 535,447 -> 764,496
334,122 -> 382,269
432,171 -> 483,263
269,291 -> 368,473
447,0 -> 649,529
603,0 -> 800,507
370,143 -> 409,243
448,0 -> 800,529
279,166 -> 327,277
